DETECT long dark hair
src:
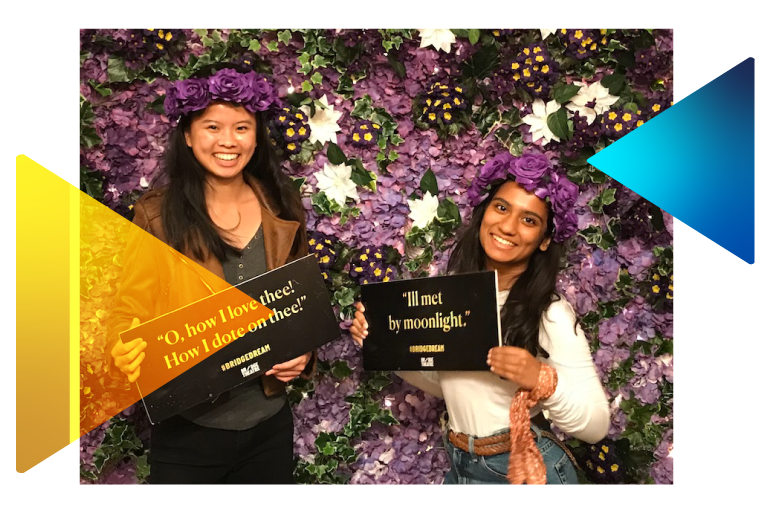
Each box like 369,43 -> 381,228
155,63 -> 303,261
447,180 -> 564,358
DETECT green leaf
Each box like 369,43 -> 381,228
266,40 -> 279,52
311,54 -> 329,68
327,142 -> 346,165
333,288 -> 356,308
468,29 -> 481,45
420,169 -> 439,196
107,57 -> 132,83
387,150 -> 399,162
461,44 -> 500,80
472,102 -> 501,137
330,360 -> 353,379
387,53 -> 406,79
547,108 -> 572,141
634,30 -> 656,50
350,160 -> 377,191
301,80 -> 313,93
601,72 -> 626,96
193,29 -> 207,37
88,80 -> 112,97
277,30 -> 292,45
451,29 -> 469,38
310,72 -> 323,85
351,95 -> 373,119
248,39 -> 261,52
552,83 -> 581,104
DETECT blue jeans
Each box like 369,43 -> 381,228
443,425 -> 578,484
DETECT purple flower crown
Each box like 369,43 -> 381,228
163,68 -> 279,120
467,152 -> 579,243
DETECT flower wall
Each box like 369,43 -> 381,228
79,29 -> 673,484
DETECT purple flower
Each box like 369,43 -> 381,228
248,76 -> 278,112
548,172 -> 579,211
175,78 -> 210,115
513,153 -> 550,189
208,68 -> 255,105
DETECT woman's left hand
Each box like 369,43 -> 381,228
487,347 -> 542,390
266,352 -> 311,382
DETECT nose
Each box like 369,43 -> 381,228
497,215 -> 518,237
217,128 -> 237,148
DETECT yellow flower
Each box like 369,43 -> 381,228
613,123 -> 623,132
535,55 -> 544,62
602,445 -> 609,453
542,65 -> 549,74
523,68 -> 531,77
608,111 -> 618,120
353,133 -> 361,142
653,285 -> 661,293
320,255 -> 330,264
575,30 -> 583,39
622,113 -> 633,122
653,274 -> 660,281
354,266 -> 364,272
158,30 -> 164,38
611,464 -> 619,472
360,124 -> 368,130
455,86 -> 463,93
597,466 -> 605,474
375,252 -> 382,259
666,293 -> 673,299
364,133 -> 373,141
426,99 -> 432,106
598,452 -> 605,461
511,62 -> 520,70
434,99 -> 442,106
286,143 -> 296,151
523,48 -> 530,55
637,120 -> 644,127
373,123 -> 380,129
383,276 -> 390,282
315,243 -> 324,250
652,103 -> 662,112
299,127 -> 307,136
286,128 -> 296,137
296,113 -> 304,120
165,32 -> 173,41
454,97 -> 461,106
360,254 -> 368,261
443,103 -> 452,110
444,112 -> 452,121
156,43 -> 164,50
428,113 -> 436,121
533,46 -> 542,53
512,73 -> 520,81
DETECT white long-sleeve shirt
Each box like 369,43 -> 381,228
398,291 -> 610,444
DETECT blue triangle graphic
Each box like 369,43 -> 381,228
588,57 -> 755,264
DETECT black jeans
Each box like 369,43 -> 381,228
148,402 -> 295,484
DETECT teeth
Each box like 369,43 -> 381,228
492,234 -> 515,247
214,153 -> 238,161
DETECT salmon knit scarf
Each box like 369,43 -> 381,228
507,363 -> 558,484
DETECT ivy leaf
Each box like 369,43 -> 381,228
387,53 -> 406,79
310,72 -> 324,85
327,142 -> 347,165
107,57 -> 134,83
248,39 -> 261,52
472,102 -> 501,137
88,80 -> 112,97
468,29 -> 481,45
266,40 -> 279,52
333,288 -> 355,308
351,95 -> 373,118
547,108 -> 572,141
330,360 -> 353,379
420,169 -> 439,196
552,83 -> 581,104
301,80 -> 313,93
311,54 -> 329,68
277,30 -> 292,45
350,160 -> 377,192
451,29 -> 469,38
193,29 -> 207,37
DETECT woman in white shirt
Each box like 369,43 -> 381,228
351,153 -> 609,484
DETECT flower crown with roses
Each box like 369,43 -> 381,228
466,152 -> 579,243
163,67 -> 280,121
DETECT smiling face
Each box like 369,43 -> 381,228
184,102 -> 257,182
479,180 -> 551,275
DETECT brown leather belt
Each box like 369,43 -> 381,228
448,425 -> 581,470
448,430 -> 510,456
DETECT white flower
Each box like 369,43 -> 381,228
418,29 -> 456,53
139,176 -> 149,188
407,191 -> 439,229
522,99 -> 562,145
565,80 -> 619,125
300,94 -> 343,145
314,162 -> 359,206
540,29 -> 556,40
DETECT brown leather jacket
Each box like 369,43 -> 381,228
108,177 -> 314,396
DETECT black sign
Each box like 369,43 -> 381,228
361,271 -> 501,371
137,255 -> 340,424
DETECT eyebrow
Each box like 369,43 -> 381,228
492,197 -> 544,222
199,119 -> 255,125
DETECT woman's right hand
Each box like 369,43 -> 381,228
349,302 -> 368,347
110,317 -> 147,383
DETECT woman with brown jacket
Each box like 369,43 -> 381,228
108,64 -> 312,484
